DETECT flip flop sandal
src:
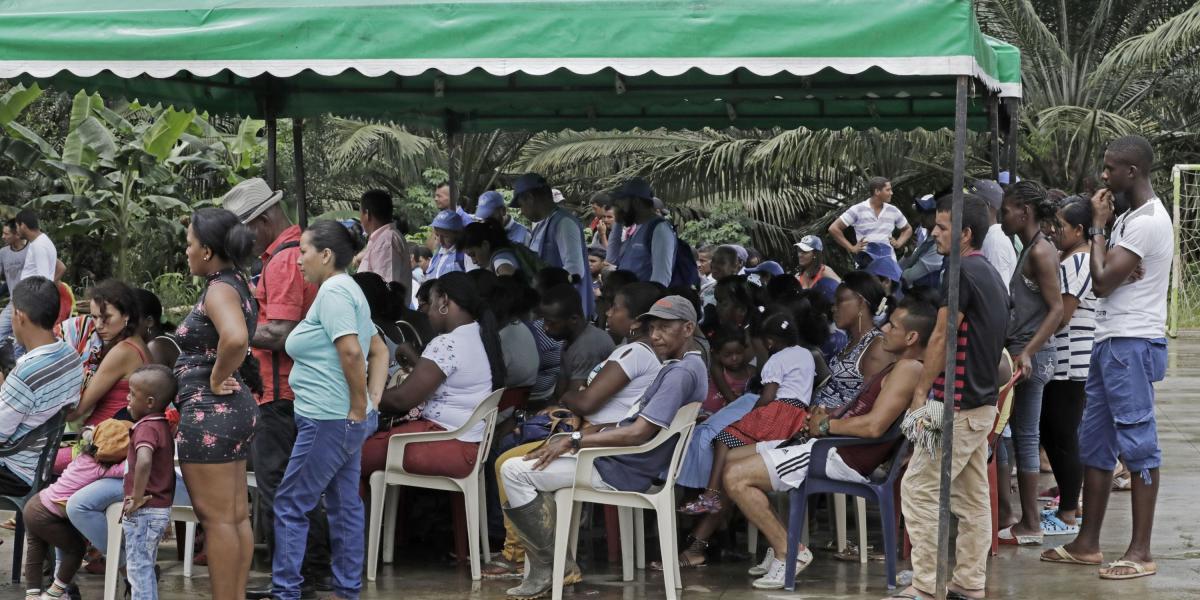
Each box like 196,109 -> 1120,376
1040,546 -> 1101,566
1099,560 -> 1157,580
997,526 -> 1043,546
1112,475 -> 1132,491
0,517 -> 14,531
650,537 -> 709,570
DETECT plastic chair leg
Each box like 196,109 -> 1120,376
655,507 -> 679,600
784,489 -> 809,592
381,484 -> 400,564
183,522 -> 195,578
478,471 -> 491,561
366,471 -> 386,582
748,522 -> 758,556
856,496 -> 868,563
834,493 -> 847,553
617,506 -> 634,581
568,502 -> 582,559
463,481 -> 483,580
633,508 -> 645,570
879,493 -> 898,590
11,512 -> 23,583
104,503 -> 122,600
551,493 -> 576,600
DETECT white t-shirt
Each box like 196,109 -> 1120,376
760,345 -> 816,404
19,233 -> 56,281
586,342 -> 663,425
839,200 -> 908,244
421,322 -> 494,442
1095,198 -> 1173,342
982,223 -> 1017,288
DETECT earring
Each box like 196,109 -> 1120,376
204,255 -> 211,262
438,305 -> 449,315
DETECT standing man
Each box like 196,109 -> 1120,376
899,193 -> 1009,600
900,194 -> 944,291
357,189 -> 412,295
512,173 -> 594,318
828,177 -> 912,268
969,179 -> 1018,286
1044,135 -> 1172,580
12,209 -> 56,359
475,191 -> 531,246
223,178 -> 332,598
0,219 -> 29,346
587,191 -> 612,250
607,178 -> 677,287
434,181 -> 473,224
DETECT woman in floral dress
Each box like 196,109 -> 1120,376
175,207 -> 260,600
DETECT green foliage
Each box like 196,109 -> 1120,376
147,272 -> 202,320
677,202 -> 751,249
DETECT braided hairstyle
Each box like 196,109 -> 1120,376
428,271 -> 507,391
1005,180 -> 1058,223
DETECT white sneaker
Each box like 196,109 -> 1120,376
751,547 -> 813,590
748,547 -> 776,576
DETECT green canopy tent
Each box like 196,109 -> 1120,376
0,2 -> 1020,597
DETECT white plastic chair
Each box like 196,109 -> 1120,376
550,402 -> 701,600
366,388 -> 504,581
102,503 -> 201,600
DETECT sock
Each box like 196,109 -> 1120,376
43,579 -> 68,598
24,590 -> 41,600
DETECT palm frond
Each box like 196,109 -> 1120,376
1090,2 -> 1200,84
327,118 -> 443,179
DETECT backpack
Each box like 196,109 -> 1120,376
645,218 -> 701,289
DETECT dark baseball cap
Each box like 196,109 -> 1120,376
968,179 -> 1004,211
510,173 -> 549,207
613,177 -> 655,201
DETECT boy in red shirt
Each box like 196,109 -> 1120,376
122,364 -> 178,600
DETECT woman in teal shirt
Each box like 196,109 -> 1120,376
272,220 -> 389,600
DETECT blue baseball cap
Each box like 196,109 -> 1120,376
866,256 -> 902,283
613,177 -> 655,201
746,260 -> 784,277
725,244 -> 749,262
915,193 -> 937,212
794,235 -> 823,253
510,173 -> 549,207
475,191 -> 506,220
430,210 -> 464,231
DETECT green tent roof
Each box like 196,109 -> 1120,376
0,0 -> 1021,131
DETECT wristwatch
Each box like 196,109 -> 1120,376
1087,226 -> 1107,239
818,417 -> 831,437
569,431 -> 583,451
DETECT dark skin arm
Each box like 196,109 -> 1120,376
828,218 -> 867,254
251,319 -> 299,352
524,416 -> 661,470
891,224 -> 914,250
122,446 -> 154,517
205,283 -> 249,395
1014,238 -> 1065,378
1088,190 -> 1142,298
379,357 -> 446,414
809,359 -> 921,439
752,382 -> 780,409
559,360 -> 631,419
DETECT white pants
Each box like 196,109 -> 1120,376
500,454 -> 613,508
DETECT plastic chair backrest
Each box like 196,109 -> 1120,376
472,388 -> 506,471
658,403 -> 702,489
0,408 -> 67,499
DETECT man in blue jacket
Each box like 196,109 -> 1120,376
512,173 -> 593,318
607,177 -> 676,287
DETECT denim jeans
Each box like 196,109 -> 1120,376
123,507 -> 171,600
1008,347 -> 1055,473
272,412 -> 377,600
65,475 -> 191,564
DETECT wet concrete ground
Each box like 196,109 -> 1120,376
5,334 -> 1200,599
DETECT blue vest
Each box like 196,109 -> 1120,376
428,246 -> 465,279
612,217 -> 668,284
531,208 -> 595,318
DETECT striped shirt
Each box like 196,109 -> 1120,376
0,340 -> 83,483
1053,252 -> 1096,381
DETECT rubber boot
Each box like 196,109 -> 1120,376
503,495 -> 557,599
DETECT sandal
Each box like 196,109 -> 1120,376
1040,513 -> 1079,537
997,526 -> 1043,546
678,490 -> 722,515
0,517 -> 13,531
650,536 -> 708,570
1040,545 -> 1101,566
1099,559 -> 1157,580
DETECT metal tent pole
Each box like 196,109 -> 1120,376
444,112 -> 461,211
933,75 -> 970,600
293,117 -> 308,229
989,93 -> 1001,181
1004,97 -> 1020,180
265,114 -> 278,190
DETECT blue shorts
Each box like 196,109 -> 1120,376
1078,338 -> 1167,476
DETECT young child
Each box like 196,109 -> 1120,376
23,419 -> 129,600
122,364 -> 178,600
702,329 -> 756,416
682,310 -> 815,515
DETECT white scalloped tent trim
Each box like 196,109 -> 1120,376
0,55 -> 1021,98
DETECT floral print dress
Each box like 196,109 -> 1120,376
174,268 -> 259,463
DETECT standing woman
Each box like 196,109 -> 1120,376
1039,195 -> 1097,536
175,207 -> 260,600
997,180 -> 1064,545
272,221 -> 389,600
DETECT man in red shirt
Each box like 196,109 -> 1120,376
223,178 -> 329,597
